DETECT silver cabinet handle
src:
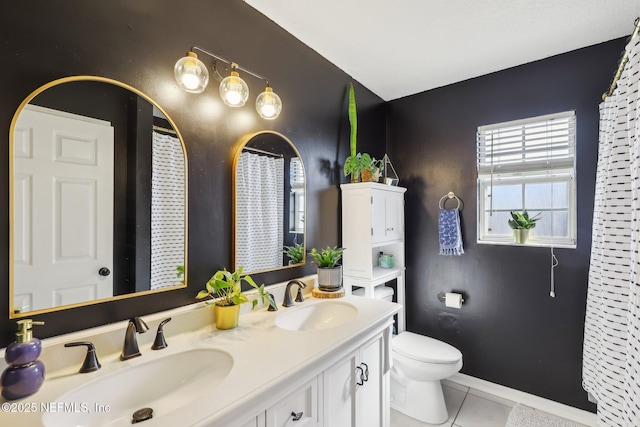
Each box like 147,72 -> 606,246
291,411 -> 303,421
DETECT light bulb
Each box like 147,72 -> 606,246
219,70 -> 249,107
256,86 -> 282,120
174,52 -> 209,93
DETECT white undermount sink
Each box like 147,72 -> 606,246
42,348 -> 233,426
275,301 -> 358,331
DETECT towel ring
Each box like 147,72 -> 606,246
439,192 -> 461,210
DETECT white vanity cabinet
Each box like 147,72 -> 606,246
341,182 -> 407,331
323,332 -> 387,427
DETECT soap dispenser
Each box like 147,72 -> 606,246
1,319 -> 45,400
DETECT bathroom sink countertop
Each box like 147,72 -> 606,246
0,290 -> 400,427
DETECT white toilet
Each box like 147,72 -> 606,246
391,331 -> 462,424
353,286 -> 463,425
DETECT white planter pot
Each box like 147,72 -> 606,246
317,266 -> 343,292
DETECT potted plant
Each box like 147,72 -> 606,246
361,155 -> 384,183
283,242 -> 305,265
508,211 -> 541,243
308,246 -> 345,292
196,266 -> 276,330
176,265 -> 185,285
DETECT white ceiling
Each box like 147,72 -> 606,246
244,0 -> 639,101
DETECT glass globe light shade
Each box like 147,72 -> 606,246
174,52 -> 209,93
219,71 -> 249,107
256,87 -> 282,120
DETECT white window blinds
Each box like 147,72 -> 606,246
477,111 -> 576,175
290,157 -> 304,188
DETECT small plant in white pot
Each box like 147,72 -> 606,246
508,211 -> 541,244
308,246 -> 345,292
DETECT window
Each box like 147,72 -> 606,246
476,111 -> 576,247
289,157 -> 305,234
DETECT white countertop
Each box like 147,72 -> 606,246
0,279 -> 400,427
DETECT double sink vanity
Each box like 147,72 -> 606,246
0,277 -> 399,427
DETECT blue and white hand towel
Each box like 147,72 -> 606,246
439,208 -> 464,256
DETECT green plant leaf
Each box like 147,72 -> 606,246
348,83 -> 357,158
196,290 -> 210,299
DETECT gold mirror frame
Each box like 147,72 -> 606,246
233,131 -> 306,275
9,76 -> 189,318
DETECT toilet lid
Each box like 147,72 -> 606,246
393,332 -> 462,364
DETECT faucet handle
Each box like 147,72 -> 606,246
64,341 -> 101,373
151,318 -> 171,350
267,293 -> 278,311
295,287 -> 304,303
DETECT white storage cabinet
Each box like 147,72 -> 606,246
341,182 -> 406,331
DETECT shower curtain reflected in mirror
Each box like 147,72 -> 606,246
235,151 -> 284,272
151,131 -> 185,290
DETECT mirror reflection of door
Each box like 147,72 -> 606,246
13,105 -> 114,312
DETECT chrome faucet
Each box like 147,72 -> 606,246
120,317 -> 149,361
283,280 -> 307,307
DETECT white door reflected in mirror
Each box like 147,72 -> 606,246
14,105 -> 114,312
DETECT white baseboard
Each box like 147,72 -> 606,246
447,373 -> 598,427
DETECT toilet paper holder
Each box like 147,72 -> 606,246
437,292 -> 465,307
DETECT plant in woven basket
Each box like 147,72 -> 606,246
361,156 -> 384,183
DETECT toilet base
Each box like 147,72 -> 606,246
391,375 -> 448,424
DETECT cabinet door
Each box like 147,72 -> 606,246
356,334 -> 384,427
371,190 -> 404,244
323,350 -> 358,426
371,191 -> 387,244
266,376 -> 320,427
384,191 -> 404,242
342,189 -> 374,277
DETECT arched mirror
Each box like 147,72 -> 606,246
10,76 -> 188,318
233,131 -> 306,274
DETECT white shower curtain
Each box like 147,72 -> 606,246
235,151 -> 284,272
150,131 -> 185,290
583,34 -> 640,426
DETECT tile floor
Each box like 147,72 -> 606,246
390,380 -> 585,427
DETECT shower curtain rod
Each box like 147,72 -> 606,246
242,146 -> 283,158
603,17 -> 640,100
152,125 -> 177,135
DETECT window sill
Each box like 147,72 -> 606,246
477,240 -> 576,249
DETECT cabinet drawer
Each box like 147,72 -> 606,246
266,376 -> 320,427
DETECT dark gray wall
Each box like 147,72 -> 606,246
387,38 -> 627,411
0,0 -> 628,413
0,1 -> 385,342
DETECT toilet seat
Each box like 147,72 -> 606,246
393,332 -> 461,364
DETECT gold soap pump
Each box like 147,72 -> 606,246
1,319 -> 46,400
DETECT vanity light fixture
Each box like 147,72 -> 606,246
174,46 -> 282,119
